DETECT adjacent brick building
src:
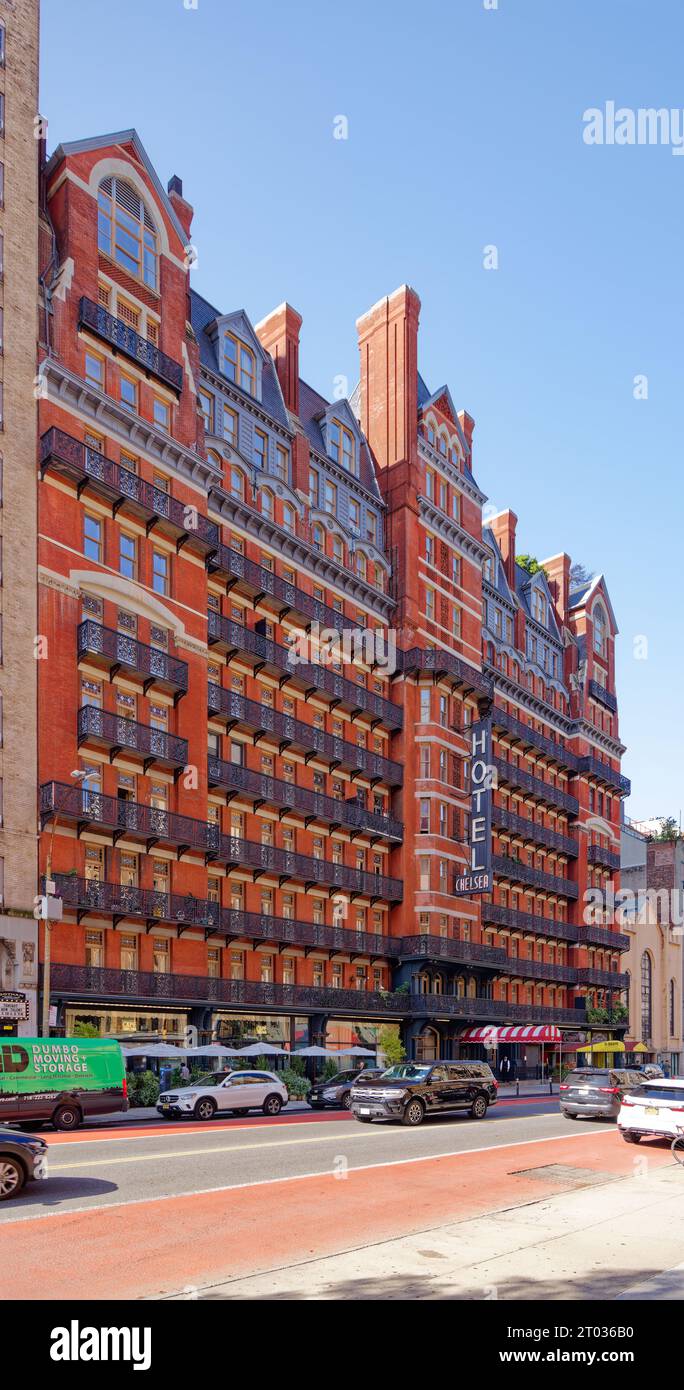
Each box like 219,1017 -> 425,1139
35,130 -> 631,1067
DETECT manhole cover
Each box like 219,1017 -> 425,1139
509,1164 -> 617,1188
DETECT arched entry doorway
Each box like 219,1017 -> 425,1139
415,1026 -> 439,1062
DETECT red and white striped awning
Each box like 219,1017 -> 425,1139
458,1025 -> 562,1044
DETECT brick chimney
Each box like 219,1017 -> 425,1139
356,285 -> 421,471
457,409 -> 475,457
543,552 -> 571,624
255,302 -> 301,416
167,175 -> 193,241
490,509 -> 518,588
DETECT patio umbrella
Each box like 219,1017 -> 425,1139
234,1043 -> 289,1055
292,1046 -> 332,1057
184,1045 -> 239,1057
336,1046 -> 376,1056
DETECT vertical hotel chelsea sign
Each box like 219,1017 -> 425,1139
454,717 -> 493,895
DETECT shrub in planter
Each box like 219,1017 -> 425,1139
128,1070 -> 160,1108
280,1067 -> 311,1100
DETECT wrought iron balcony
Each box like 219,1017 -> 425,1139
79,296 -> 184,393
398,935 -> 509,971
582,922 -> 630,952
78,705 -> 188,774
588,679 -> 618,714
207,757 -> 403,841
208,544 -> 350,633
214,833 -> 403,901
51,875 -> 220,931
219,906 -> 395,958
587,842 -> 621,871
574,755 -> 631,797
399,647 -> 493,697
43,962 -> 581,1025
207,686 -> 403,786
78,621 -> 188,702
493,755 -> 579,816
40,428 -> 219,556
492,854 -> 579,899
481,899 -> 580,945
491,804 -> 578,857
502,957 -> 578,984
40,782 -> 216,855
207,614 -> 402,729
491,706 -> 579,772
577,967 -> 630,990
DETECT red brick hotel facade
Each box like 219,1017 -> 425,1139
35,130 -> 630,1065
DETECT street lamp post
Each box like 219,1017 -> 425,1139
40,771 -> 86,1039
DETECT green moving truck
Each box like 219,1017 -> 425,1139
0,1038 -> 128,1131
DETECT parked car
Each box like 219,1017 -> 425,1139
350,1060 -> 497,1126
308,1067 -> 384,1111
559,1066 -> 641,1121
157,1070 -> 288,1121
0,1127 -> 48,1201
631,1064 -> 665,1080
0,1037 -> 127,1131
618,1078 -> 684,1143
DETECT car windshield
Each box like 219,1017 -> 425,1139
381,1064 -> 432,1081
179,1072 -> 226,1088
326,1071 -> 358,1084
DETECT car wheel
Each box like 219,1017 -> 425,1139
53,1104 -> 82,1132
341,1091 -> 352,1110
402,1098 -> 425,1127
194,1098 -> 216,1121
263,1094 -> 283,1117
622,1132 -> 641,1144
470,1095 -> 488,1120
0,1158 -> 25,1200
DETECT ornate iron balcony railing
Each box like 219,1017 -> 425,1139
214,833 -> 403,901
492,854 -> 579,899
481,899 -> 581,944
78,621 -> 189,701
208,544 -> 352,633
577,967 -> 630,990
207,686 -> 403,785
219,906 -> 395,957
51,875 -> 220,931
587,842 -> 621,871
40,782 -> 216,854
207,756 -> 403,841
399,647 -> 493,697
574,755 -> 631,797
79,296 -> 184,393
588,679 -> 618,714
40,428 -> 218,555
207,614 -> 402,729
491,705 -> 579,771
492,755 -> 580,816
582,922 -> 630,951
491,804 -> 578,857
78,706 -> 188,772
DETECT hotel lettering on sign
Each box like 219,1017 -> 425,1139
454,718 -> 493,895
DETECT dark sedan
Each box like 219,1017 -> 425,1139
308,1068 -> 384,1110
0,1127 -> 48,1200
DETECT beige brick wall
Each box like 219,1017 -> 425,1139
0,0 -> 39,1003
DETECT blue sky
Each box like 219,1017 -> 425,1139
40,0 -> 684,822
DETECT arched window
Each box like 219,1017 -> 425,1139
415,1027 -> 438,1062
312,523 -> 324,552
222,333 -> 256,394
356,550 -> 367,580
97,177 -> 158,290
230,466 -> 245,501
282,503 -> 295,535
332,534 -> 344,564
641,952 -> 653,1043
433,974 -> 443,995
374,564 -> 384,592
594,604 -> 608,657
670,978 -> 677,1037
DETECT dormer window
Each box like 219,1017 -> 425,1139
593,604 -> 608,657
223,332 -> 256,394
97,177 -> 158,291
328,418 -> 357,475
532,589 -> 547,625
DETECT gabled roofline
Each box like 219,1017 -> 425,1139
44,129 -> 188,249
569,573 -> 619,634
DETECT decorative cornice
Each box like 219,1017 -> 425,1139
42,357 -> 223,495
418,495 -> 489,564
489,666 -> 574,736
570,719 -> 625,758
206,485 -> 396,622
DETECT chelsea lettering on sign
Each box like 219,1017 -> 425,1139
454,717 -> 493,895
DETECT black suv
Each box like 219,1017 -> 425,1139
350,1060 -> 498,1126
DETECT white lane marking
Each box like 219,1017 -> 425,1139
0,1126 -> 596,1225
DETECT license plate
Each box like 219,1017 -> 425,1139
161,1104 -> 170,1111
358,1107 -> 371,1116
579,1088 -> 590,1095
646,1105 -> 659,1115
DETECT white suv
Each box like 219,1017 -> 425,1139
618,1077 -> 684,1144
158,1070 -> 288,1121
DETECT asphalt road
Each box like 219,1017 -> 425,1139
1,1096 -> 584,1224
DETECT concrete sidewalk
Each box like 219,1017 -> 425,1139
171,1154 -> 684,1301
